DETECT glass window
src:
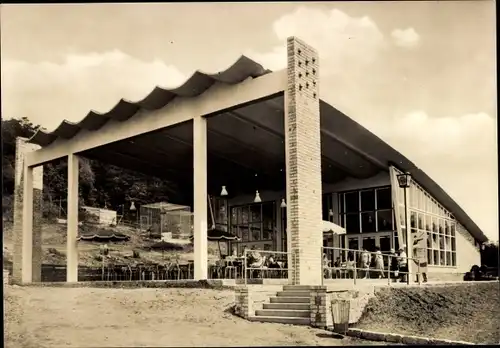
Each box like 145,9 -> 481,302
241,208 -> 249,224
410,211 -> 417,228
416,190 -> 422,210
346,213 -> 360,233
345,192 -> 359,213
427,249 -> 433,265
433,250 -> 439,265
361,190 -> 375,211
439,251 -> 445,265
418,213 -> 424,229
451,237 -> 456,251
361,212 -> 376,232
451,252 -> 456,266
425,215 -> 431,232
376,188 -> 392,210
438,219 -> 444,234
241,226 -> 249,242
445,251 -> 451,266
250,223 -> 261,241
439,235 -> 445,250
339,194 -> 345,214
450,221 -> 456,237
432,217 -> 438,232
377,210 -> 393,232
250,204 -> 261,222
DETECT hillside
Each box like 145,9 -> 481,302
3,221 -> 224,269
354,282 -> 500,344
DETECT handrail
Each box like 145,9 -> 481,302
321,246 -> 422,286
243,249 -> 291,285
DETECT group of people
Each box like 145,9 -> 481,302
323,246 -> 427,282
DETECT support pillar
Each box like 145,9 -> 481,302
193,116 -> 208,280
284,37 -> 323,285
13,137 -> 43,284
67,154 -> 79,282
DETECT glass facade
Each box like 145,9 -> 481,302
229,201 -> 276,252
335,186 -> 394,234
406,180 -> 457,266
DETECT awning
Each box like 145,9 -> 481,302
322,220 -> 346,235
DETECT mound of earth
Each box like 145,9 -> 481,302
354,282 -> 500,344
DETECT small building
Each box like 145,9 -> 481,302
81,206 -> 117,226
139,202 -> 192,239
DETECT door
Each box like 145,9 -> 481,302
362,237 -> 376,252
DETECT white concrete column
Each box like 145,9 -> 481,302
67,154 -> 79,282
193,116 -> 208,280
21,163 -> 34,283
13,137 -> 43,284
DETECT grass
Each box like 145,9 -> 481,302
354,282 -> 500,344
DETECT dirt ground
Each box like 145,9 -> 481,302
4,285 -> 389,348
354,282 -> 500,344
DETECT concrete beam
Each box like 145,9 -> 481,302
26,70 -> 286,167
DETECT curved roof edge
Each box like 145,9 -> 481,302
27,55 -> 271,147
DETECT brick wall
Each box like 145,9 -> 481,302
309,286 -> 328,328
12,137 -> 43,284
285,37 -> 323,285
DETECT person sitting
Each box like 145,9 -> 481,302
323,253 -> 332,279
346,251 -> 355,279
333,257 -> 341,279
247,246 -> 265,277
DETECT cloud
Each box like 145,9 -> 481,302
246,7 -> 385,73
1,51 -> 187,131
361,110 -> 498,238
391,27 -> 420,48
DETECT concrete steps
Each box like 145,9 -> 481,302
255,309 -> 310,318
263,303 -> 310,310
270,296 -> 310,303
251,287 -> 312,326
248,316 -> 310,325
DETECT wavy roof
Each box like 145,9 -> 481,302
28,55 -> 270,147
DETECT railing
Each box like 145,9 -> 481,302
243,249 -> 292,285
320,246 -> 422,286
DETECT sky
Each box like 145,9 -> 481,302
1,2 -> 497,241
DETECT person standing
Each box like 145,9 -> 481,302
398,247 -> 408,282
360,248 -> 371,279
388,248 -> 399,282
373,247 -> 385,278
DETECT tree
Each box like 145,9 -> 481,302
2,116 -> 179,221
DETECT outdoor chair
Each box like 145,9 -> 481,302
224,259 -> 238,279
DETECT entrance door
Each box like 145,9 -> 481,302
362,237 -> 376,252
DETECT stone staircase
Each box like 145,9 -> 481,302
248,285 -> 311,325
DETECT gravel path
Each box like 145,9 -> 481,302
4,285 -> 388,347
